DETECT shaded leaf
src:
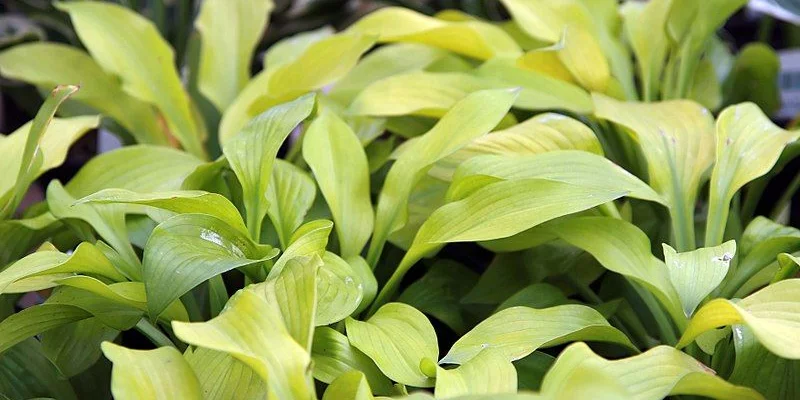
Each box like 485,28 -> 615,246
311,327 -> 393,395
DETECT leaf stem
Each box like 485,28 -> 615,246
135,318 -> 176,348
630,283 -> 679,345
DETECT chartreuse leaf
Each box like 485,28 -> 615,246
678,279 -> 800,359
347,7 -> 520,60
0,242 -> 124,294
540,342 -> 762,400
184,348 -> 266,400
41,318 -> 118,377
398,260 -> 478,334
729,325 -> 799,400
316,252 -> 363,326
222,94 -> 315,239
0,114 -> 99,219
328,43 -> 451,106
774,253 -> 800,283
56,1 -> 205,157
663,240 -> 736,317
0,339 -> 78,400
311,327 -> 393,395
219,34 -> 373,143
173,285 -> 315,399
0,212 -> 60,266
367,89 -> 518,267
0,304 -> 91,354
538,216 -> 685,324
66,145 -> 203,197
705,103 -> 800,246
441,305 -> 633,365
263,26 -> 334,68
323,371 -> 373,400
430,113 -> 602,181
0,43 -> 166,145
350,72 -> 494,117
620,0 -> 671,101
593,94 -> 716,251
77,188 -> 247,234
269,219 -> 333,278
446,151 -> 664,204
346,303 -> 438,387
474,59 -> 593,113
516,44 -> 575,83
265,159 -> 316,248
45,285 -> 144,330
304,109 -> 373,258
374,179 -> 628,311
102,342 -> 202,400
143,213 -> 278,318
435,348 -> 517,398
195,0 -> 274,111
47,181 -> 141,280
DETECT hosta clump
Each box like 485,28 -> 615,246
0,0 -> 796,399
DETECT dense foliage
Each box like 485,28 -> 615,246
0,0 -> 797,399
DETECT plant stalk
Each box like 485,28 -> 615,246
135,319 -> 176,348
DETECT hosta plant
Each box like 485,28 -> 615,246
0,0 -> 797,399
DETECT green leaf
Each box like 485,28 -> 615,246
447,151 -> 663,204
265,159 -> 316,248
0,114 -> 99,219
729,325 -> 799,400
689,59 -> 723,110
515,352 -> 556,392
102,342 -> 202,400
774,253 -> 800,283
143,213 -> 278,318
56,1 -> 205,157
346,303 -> 438,387
328,43 -> 452,106
66,145 -> 203,197
350,72 -> 494,117
173,287 -> 315,399
219,34 -> 373,143
0,43 -> 166,145
540,342 -> 762,399
222,93 -> 315,239
593,94 -> 716,251
436,348 -> 516,398
536,216 -> 685,324
47,181 -> 141,280
311,327 -> 393,395
663,240 -> 736,317
41,318 -> 118,378
0,212 -> 61,266
45,286 -> 143,330
678,279 -> 800,359
77,188 -> 247,235
0,339 -> 78,400
430,113 -> 603,181
184,347 -> 266,400
441,305 -> 633,365
322,371 -> 374,400
0,242 -> 124,294
367,88 -> 519,266
304,109 -> 373,258
263,26 -> 334,68
620,0 -> 671,101
348,256 -> 378,315
723,44 -> 781,115
316,252 -> 363,326
496,283 -> 570,312
473,59 -> 593,113
0,304 -> 91,355
269,219 -> 333,278
195,0 -> 274,111
706,103 -> 800,246
347,7 -> 520,60
398,260 -> 478,334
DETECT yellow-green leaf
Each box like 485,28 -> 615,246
311,327 -> 393,395
322,371 -> 374,400
304,109 -> 373,258
346,303 -> 438,387
269,219 -> 333,278
620,0 -> 671,101
347,7 -> 520,60
435,348 -> 517,398
102,342 -> 202,400
663,240 -> 736,317
184,347 -> 266,400
265,159 -> 316,248
678,279 -> 800,359
195,0 -> 275,111
56,1 -> 205,157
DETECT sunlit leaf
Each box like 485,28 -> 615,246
269,219 -> 332,278
102,342 -> 202,400
184,347 -> 266,400
346,303 -> 438,387
436,348 -> 517,398
663,240 -> 736,317
56,2 -> 205,157
304,109 -> 373,258
441,305 -> 633,364
322,371 -> 373,400
265,159 -> 316,248
195,0 -> 274,111
678,279 -> 800,359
